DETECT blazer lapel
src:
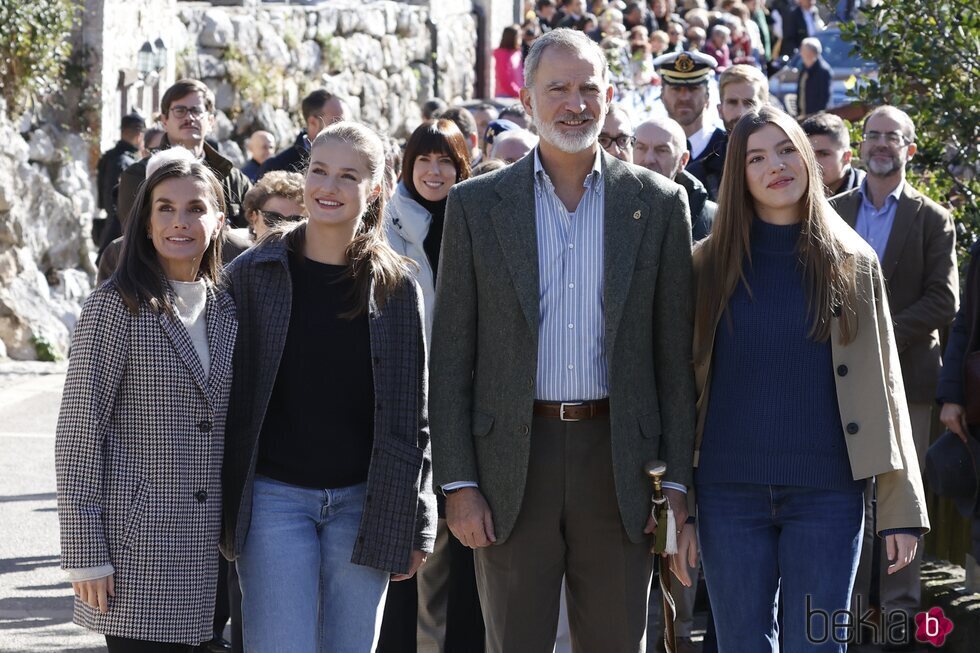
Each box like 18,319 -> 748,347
157,304 -> 210,401
880,187 -> 920,281
602,153 -> 647,355
837,191 -> 860,229
489,156 -> 540,335
205,285 -> 238,401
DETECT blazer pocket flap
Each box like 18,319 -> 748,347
637,411 -> 662,440
121,479 -> 151,550
471,410 -> 495,437
383,437 -> 425,469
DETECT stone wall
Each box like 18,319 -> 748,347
0,0 -> 479,360
0,109 -> 94,360
175,0 -> 478,165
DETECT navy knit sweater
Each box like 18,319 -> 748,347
696,218 -> 863,493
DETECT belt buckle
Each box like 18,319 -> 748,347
559,402 -> 584,422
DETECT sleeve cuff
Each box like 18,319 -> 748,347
662,482 -> 688,494
441,481 -> 479,494
65,564 -> 115,583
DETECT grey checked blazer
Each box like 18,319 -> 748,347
221,235 -> 437,574
55,281 -> 237,645
430,150 -> 698,544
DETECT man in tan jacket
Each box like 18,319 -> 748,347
831,105 -> 957,648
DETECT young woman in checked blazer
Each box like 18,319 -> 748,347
222,121 -> 436,651
55,149 -> 237,653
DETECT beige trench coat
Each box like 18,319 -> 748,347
692,218 -> 929,534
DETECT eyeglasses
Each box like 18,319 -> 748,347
598,134 -> 637,150
258,209 -> 305,225
863,130 -> 909,146
168,105 -> 208,120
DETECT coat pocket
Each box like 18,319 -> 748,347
637,411 -> 662,440
121,479 -> 151,551
471,410 -> 495,437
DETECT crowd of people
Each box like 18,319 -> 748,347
55,1 -> 975,653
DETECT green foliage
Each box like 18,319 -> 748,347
0,0 -> 79,116
221,45 -> 284,115
31,334 -> 61,362
835,0 -> 980,259
314,33 -> 344,73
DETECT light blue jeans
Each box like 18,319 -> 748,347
236,476 -> 390,652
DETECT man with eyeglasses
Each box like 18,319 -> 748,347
98,78 -> 253,284
634,116 -> 715,242
598,104 -> 635,163
831,105 -> 957,650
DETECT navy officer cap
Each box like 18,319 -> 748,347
652,50 -> 717,86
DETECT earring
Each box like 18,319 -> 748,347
146,232 -> 152,239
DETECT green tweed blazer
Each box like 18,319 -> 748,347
430,150 -> 697,544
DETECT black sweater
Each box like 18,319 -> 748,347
256,252 -> 375,489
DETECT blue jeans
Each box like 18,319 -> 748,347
697,483 -> 864,653
236,476 -> 390,652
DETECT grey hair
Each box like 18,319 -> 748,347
864,105 -> 917,143
523,28 -> 609,88
638,116 -> 689,153
800,36 -> 822,55
490,129 -> 539,158
605,103 -> 635,133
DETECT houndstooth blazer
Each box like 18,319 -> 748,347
55,280 -> 237,645
221,235 -> 436,574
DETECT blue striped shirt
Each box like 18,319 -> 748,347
533,148 -> 609,402
855,180 -> 904,262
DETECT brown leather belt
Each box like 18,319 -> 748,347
533,399 -> 610,421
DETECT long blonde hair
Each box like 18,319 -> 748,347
694,106 -> 857,362
266,121 -> 411,318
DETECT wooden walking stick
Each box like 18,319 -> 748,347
645,460 -> 678,653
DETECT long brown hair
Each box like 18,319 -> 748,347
269,121 -> 411,318
694,106 -> 857,363
113,154 -> 225,315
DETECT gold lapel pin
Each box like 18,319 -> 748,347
632,210 -> 641,220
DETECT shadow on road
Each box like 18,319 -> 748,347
0,493 -> 57,503
0,555 -> 61,576
0,594 -> 73,630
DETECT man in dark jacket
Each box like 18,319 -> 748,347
98,79 -> 252,283
797,37 -> 833,119
95,113 -> 145,251
802,112 -> 865,196
778,0 -> 823,58
258,89 -> 348,178
654,50 -> 726,201
634,116 -> 715,242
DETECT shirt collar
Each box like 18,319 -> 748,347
858,179 -> 905,208
533,146 -> 603,194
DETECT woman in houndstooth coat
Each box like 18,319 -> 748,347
55,150 -> 237,653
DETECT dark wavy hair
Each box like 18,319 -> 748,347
112,155 -> 225,315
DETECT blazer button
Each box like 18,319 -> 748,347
528,377 -> 534,389
520,424 -> 530,436
837,365 -> 848,377
194,490 -> 208,503
198,420 -> 212,433
846,423 -> 859,435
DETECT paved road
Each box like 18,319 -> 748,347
0,361 -> 105,652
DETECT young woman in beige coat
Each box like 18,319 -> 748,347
680,106 -> 928,652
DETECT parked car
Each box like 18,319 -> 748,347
769,27 -> 877,117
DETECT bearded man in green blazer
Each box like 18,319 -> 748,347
429,28 -> 697,652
